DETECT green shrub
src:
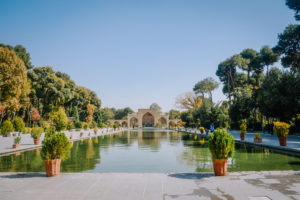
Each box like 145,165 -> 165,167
80,132 -> 84,137
67,121 -> 74,130
13,117 -> 25,133
41,120 -> 51,131
31,127 -> 44,139
113,124 -> 117,129
74,121 -> 82,129
49,107 -> 68,131
82,122 -> 88,130
208,128 -> 235,159
94,127 -> 98,134
41,131 -> 71,160
1,120 -> 14,136
254,133 -> 260,139
14,136 -> 21,144
24,127 -> 30,134
240,123 -> 247,135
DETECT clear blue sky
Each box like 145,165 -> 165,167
0,0 -> 296,112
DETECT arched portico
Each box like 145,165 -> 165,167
142,112 -> 154,127
127,109 -> 169,128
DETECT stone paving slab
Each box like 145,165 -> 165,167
0,171 -> 299,200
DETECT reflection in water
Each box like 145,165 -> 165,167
0,129 -> 300,173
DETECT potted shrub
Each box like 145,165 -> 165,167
31,127 -> 44,145
94,127 -> 98,135
41,129 -> 71,177
13,137 -> 21,148
1,120 -> 14,137
200,127 -> 204,134
208,128 -> 235,176
254,133 -> 262,143
70,133 -> 74,140
88,132 -> 91,136
240,123 -> 247,141
80,132 -> 84,138
273,121 -> 290,146
31,127 -> 43,144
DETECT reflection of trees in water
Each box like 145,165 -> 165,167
178,139 -> 212,172
0,150 -> 44,172
169,131 -> 182,144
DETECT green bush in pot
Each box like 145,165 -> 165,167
208,128 -> 235,176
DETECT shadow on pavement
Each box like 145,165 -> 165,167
168,173 -> 214,180
0,173 -> 45,179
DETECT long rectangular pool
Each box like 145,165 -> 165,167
0,129 -> 299,172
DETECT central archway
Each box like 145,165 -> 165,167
142,112 -> 154,127
130,117 -> 138,128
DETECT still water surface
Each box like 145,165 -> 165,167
0,129 -> 299,172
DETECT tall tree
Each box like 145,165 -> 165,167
273,24 -> 300,71
260,46 -> 280,76
286,0 -> 300,20
0,47 -> 30,120
216,55 -> 238,102
240,49 -> 263,84
193,77 -> 219,102
176,92 -> 202,111
149,103 -> 162,112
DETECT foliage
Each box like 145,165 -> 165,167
274,24 -> 300,71
149,103 -> 162,112
208,128 -> 235,159
82,122 -> 88,130
80,132 -> 84,137
94,127 -> 98,134
1,120 -> 14,135
31,127 -> 44,139
254,133 -> 260,139
24,127 -> 30,134
14,137 -> 21,145
286,0 -> 300,20
31,107 -> 40,123
114,107 -> 133,119
193,77 -> 219,101
74,121 -> 82,129
41,120 -> 51,131
0,47 -> 30,120
13,117 -> 25,132
67,121 -> 74,130
41,130 -> 71,160
176,92 -> 203,111
49,107 -> 68,131
169,109 -> 180,120
273,122 -> 290,137
240,123 -> 247,135
86,104 -> 95,128
113,123 -> 117,129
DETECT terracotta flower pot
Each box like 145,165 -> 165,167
212,158 -> 228,176
34,139 -> 40,145
13,144 -> 20,148
278,136 -> 287,146
240,134 -> 245,141
44,159 -> 61,177
254,138 -> 262,143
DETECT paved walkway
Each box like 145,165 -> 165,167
229,130 -> 300,151
0,128 -> 127,155
0,171 -> 299,200
179,128 -> 300,153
